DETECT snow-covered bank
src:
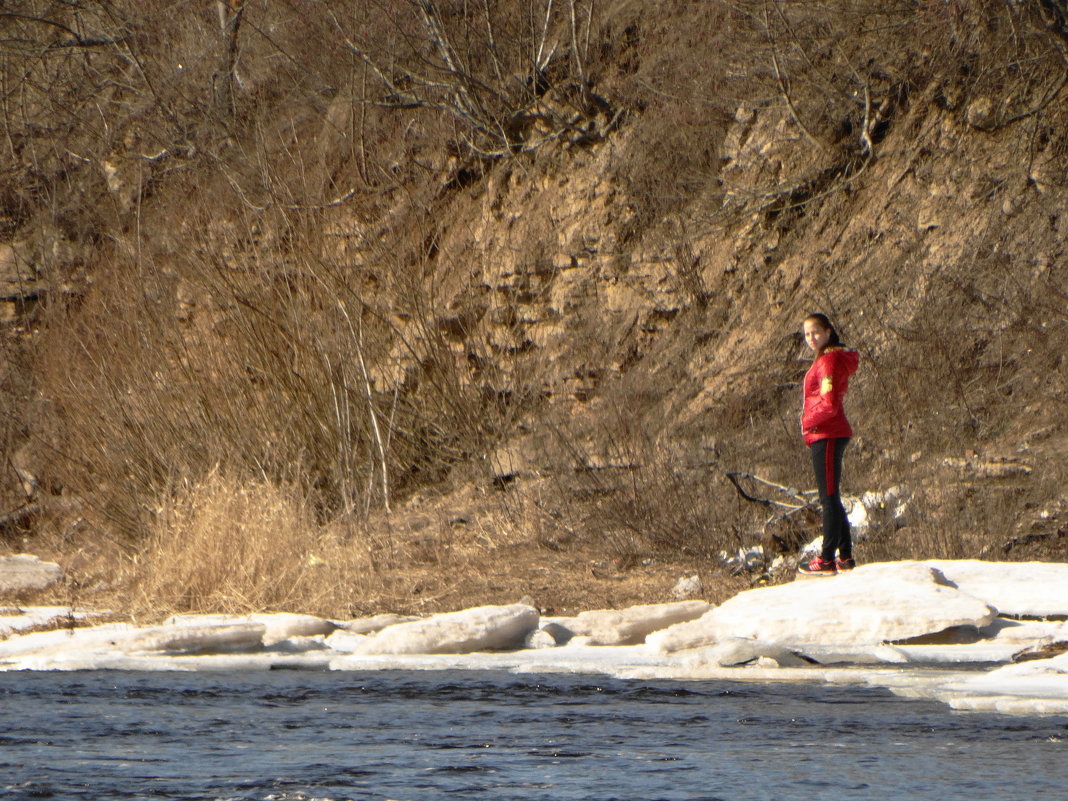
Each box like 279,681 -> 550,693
3,560 -> 1068,717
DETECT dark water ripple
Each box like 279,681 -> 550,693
0,669 -> 1066,801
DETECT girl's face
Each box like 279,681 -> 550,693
803,319 -> 831,353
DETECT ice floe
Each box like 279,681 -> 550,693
926,559 -> 1068,618
350,603 -> 538,655
0,554 -> 63,594
649,562 -> 997,652
935,651 -> 1068,715
0,605 -> 98,637
3,560 -> 1068,717
561,600 -> 710,646
164,612 -> 336,644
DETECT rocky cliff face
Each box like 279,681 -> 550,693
371,64 -> 1068,555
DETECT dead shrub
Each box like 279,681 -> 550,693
134,471 -> 368,617
31,184 -> 527,545
540,376 -> 747,564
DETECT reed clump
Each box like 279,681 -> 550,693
133,471 -> 370,618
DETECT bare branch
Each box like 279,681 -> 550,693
413,0 -> 486,122
214,0 -> 246,119
481,0 -> 507,91
534,0 -> 555,69
567,0 -> 586,87
859,82 -> 873,156
762,0 -> 827,154
724,470 -> 814,510
344,1 -> 610,158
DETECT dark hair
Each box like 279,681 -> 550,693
804,313 -> 841,347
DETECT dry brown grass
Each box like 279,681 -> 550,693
66,472 -> 742,621
129,471 -> 372,618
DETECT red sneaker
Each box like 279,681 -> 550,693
836,557 -> 856,572
797,556 -> 837,576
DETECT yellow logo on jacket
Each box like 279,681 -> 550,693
820,376 -> 833,395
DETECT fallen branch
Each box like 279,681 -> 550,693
984,525 -> 1067,557
725,470 -> 813,510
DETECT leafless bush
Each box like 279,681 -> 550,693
341,0 -> 614,161
33,197 -> 533,541
134,470 -> 370,616
539,373 -> 751,564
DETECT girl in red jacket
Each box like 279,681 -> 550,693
797,313 -> 859,576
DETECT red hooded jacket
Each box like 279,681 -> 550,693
801,346 -> 859,446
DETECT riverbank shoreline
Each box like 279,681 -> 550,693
4,559 -> 1068,717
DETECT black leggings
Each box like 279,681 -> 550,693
810,437 -> 851,562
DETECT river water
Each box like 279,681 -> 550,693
1,669 -> 1065,801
